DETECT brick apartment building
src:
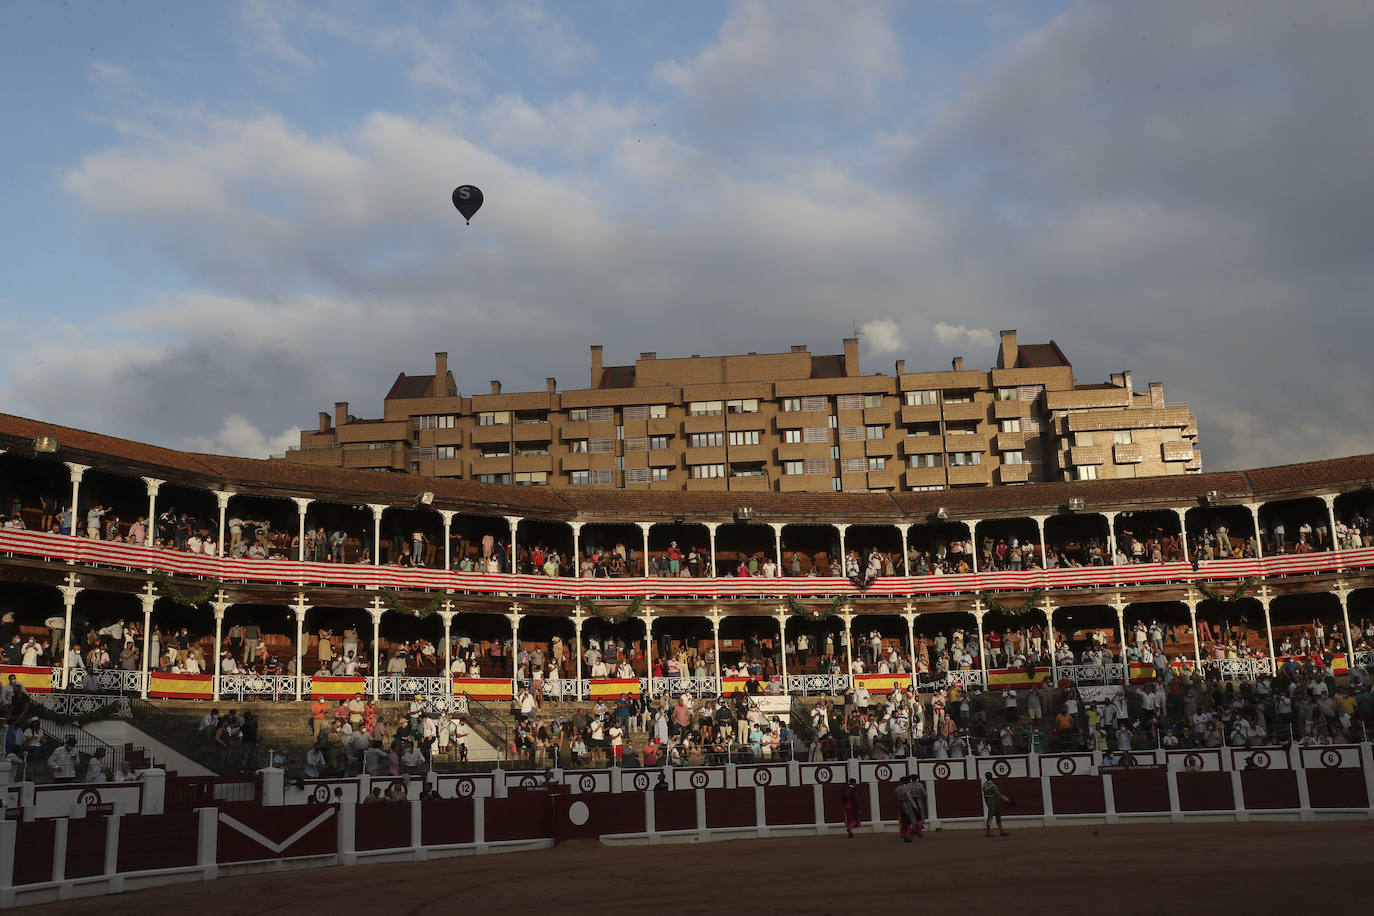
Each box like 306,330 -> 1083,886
281,330 -> 1200,492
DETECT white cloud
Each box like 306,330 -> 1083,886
933,323 -> 994,349
183,415 -> 301,459
860,318 -> 903,355
241,0 -> 314,73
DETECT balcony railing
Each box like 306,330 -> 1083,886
1,528 -> 1371,602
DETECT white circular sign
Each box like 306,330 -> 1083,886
568,801 -> 590,826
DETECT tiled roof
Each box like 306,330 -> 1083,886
1017,342 -> 1070,368
388,374 -> 435,400
2,411 -> 1372,525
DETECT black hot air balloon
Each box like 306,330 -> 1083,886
452,185 -> 483,224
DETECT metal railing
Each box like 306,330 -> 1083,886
458,693 -> 508,758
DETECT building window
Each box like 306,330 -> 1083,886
905,390 -> 938,406
730,465 -> 765,477
413,414 -> 458,430
725,398 -> 759,414
624,437 -> 649,452
514,472 -> 547,485
949,451 -> 981,466
830,446 -> 840,460
649,435 -> 669,450
909,454 -> 941,468
478,411 -> 510,426
478,473 -> 511,484
570,471 -> 589,486
783,429 -> 803,444
436,446 -> 457,460
567,409 -> 588,422
863,394 -> 884,408
589,437 -> 615,454
650,467 -> 670,482
1078,465 -> 1098,481
517,412 -> 548,424
689,400 -> 723,416
569,439 -> 588,454
649,404 -> 667,419
910,485 -> 945,492
946,423 -> 977,436
906,424 -> 938,437
515,446 -> 548,457
944,392 -> 973,404
1114,430 -> 1133,445
1000,418 -> 1022,433
1003,451 -> 1025,465
996,387 -> 1017,401
728,430 -> 760,446
689,463 -> 725,479
832,477 -> 842,491
781,398 -> 802,412
868,457 -> 886,470
865,425 -> 884,440
1075,431 -> 1094,446
689,432 -> 724,448
783,461 -> 804,475
480,446 -> 511,458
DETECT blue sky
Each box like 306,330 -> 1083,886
2,1 -> 1371,471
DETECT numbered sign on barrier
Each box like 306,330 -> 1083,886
734,764 -> 788,788
673,767 -> 725,791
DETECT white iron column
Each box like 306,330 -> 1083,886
897,524 -> 911,576
1110,593 -> 1128,682
902,603 -> 918,689
840,605 -> 855,678
572,609 -> 586,700
141,478 -> 163,547
1174,508 -> 1191,564
705,522 -> 720,576
774,606 -> 789,684
770,523 -> 785,574
65,463 -> 89,556
1032,515 -> 1050,568
1042,596 -> 1058,684
1184,589 -> 1202,668
58,573 -> 82,688
836,523 -> 848,572
290,594 -> 310,700
210,591 -> 231,701
1104,511 -> 1119,565
505,516 -> 523,573
1257,586 -> 1276,675
637,521 -> 651,576
641,606 -> 656,698
213,490 -> 233,558
1321,494 -> 1340,565
569,521 -> 583,578
966,519 -> 981,573
508,603 -> 525,697
1246,503 -> 1264,559
367,597 -> 385,697
708,606 -> 725,692
368,504 -> 387,566
972,600 -> 987,678
292,498 -> 313,562
439,604 -> 456,698
1333,582 -> 1355,658
438,510 -> 456,571
137,581 -> 157,698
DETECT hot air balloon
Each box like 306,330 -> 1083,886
452,185 -> 483,224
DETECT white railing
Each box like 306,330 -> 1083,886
4,528 -> 1371,602
35,693 -> 132,719
217,674 -> 299,701
785,673 -> 851,696
64,668 -> 143,694
1214,658 -> 1273,680
650,676 -> 720,698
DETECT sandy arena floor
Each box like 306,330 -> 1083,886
30,820 -> 1373,915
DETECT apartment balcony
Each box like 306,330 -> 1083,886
470,424 -> 512,445
683,414 -> 725,435
774,410 -> 830,429
899,404 -> 942,426
728,442 -> 771,464
941,402 -> 986,423
725,412 -> 768,431
341,445 -> 405,471
996,463 -> 1032,484
1068,446 -> 1106,466
992,399 -> 1029,420
903,467 -> 946,489
1113,443 -> 1144,464
900,437 -> 944,457
864,437 -> 896,458
946,464 -> 992,486
728,476 -> 772,493
512,454 -> 553,473
512,422 -> 552,443
433,457 -> 465,477
862,406 -> 893,426
779,474 -> 830,493
684,445 -> 726,465
685,477 -> 729,492
866,468 -> 900,490
647,417 -> 677,437
1162,441 -> 1195,463
994,431 -> 1025,452
469,455 -> 514,476
560,454 -> 590,472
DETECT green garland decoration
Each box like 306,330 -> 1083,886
378,587 -> 448,619
32,699 -> 124,726
1196,576 -> 1260,604
982,588 -> 1048,617
787,595 -> 846,620
153,569 -> 224,608
579,596 -> 643,625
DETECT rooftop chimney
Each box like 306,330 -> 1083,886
998,330 -> 1018,370
639,351 -> 656,360
334,401 -> 349,428
1149,382 -> 1164,408
952,356 -> 964,371
1110,372 -> 1124,387
546,377 -> 557,394
490,380 -> 502,394
1122,371 -> 1134,396
434,352 -> 448,394
895,359 -> 905,375
843,337 -> 860,376
590,345 -> 603,388
318,411 -> 331,433
791,345 -> 806,353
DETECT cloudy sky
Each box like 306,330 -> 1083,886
2,0 -> 1371,471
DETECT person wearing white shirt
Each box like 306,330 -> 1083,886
48,739 -> 80,783
184,655 -> 202,675
221,653 -> 239,675
186,534 -> 202,554
21,638 -> 41,667
66,644 -> 84,671
85,748 -> 109,782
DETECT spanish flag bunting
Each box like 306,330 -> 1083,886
853,673 -> 911,695
455,678 -> 512,701
148,671 -> 214,700
0,665 -> 52,694
986,667 -> 1051,690
588,678 -> 641,698
310,676 -> 366,700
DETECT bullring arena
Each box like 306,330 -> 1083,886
0,413 -> 1371,908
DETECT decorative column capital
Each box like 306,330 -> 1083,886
291,497 -> 313,513
367,595 -> 387,622
636,521 -> 652,533
141,477 -> 164,496
706,605 -> 726,628
437,509 -> 457,524
504,515 -> 524,529
368,503 -> 388,521
213,489 -> 235,510
65,462 -> 90,483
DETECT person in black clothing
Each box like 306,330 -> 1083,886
239,712 -> 259,771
